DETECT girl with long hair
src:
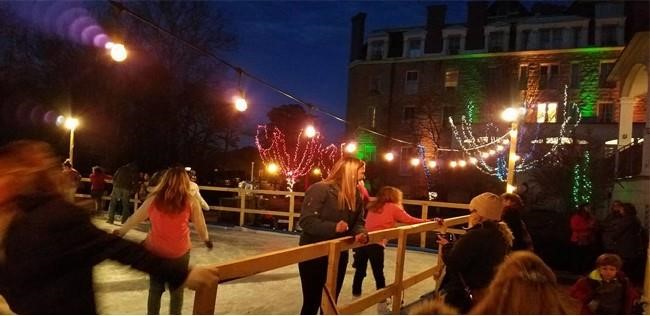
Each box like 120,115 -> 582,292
115,166 -> 212,314
352,186 -> 426,313
298,157 -> 369,314
471,251 -> 572,314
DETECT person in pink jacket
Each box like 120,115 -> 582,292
351,186 -> 426,311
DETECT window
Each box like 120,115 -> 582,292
551,28 -> 564,48
488,31 -> 505,52
369,76 -> 382,94
536,102 -> 558,123
539,29 -> 551,49
600,62 -> 615,88
403,105 -> 416,122
598,102 -> 614,123
539,28 -> 564,49
445,69 -> 459,89
572,27 -> 582,47
407,38 -> 423,58
369,40 -> 385,60
570,63 -> 581,89
367,106 -> 376,128
539,64 -> 559,90
448,35 -> 461,55
404,71 -> 419,95
601,25 -> 618,46
518,65 -> 529,90
520,30 -> 531,50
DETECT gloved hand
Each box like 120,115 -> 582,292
204,240 -> 213,250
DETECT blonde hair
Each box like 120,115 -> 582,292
471,251 -> 572,314
368,186 -> 403,213
324,157 -> 365,211
0,140 -> 65,199
150,167 -> 191,214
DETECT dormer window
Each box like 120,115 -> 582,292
406,38 -> 423,58
488,31 -> 505,52
600,25 -> 619,46
369,40 -> 386,60
447,35 -> 461,55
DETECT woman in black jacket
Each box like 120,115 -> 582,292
298,157 -> 369,314
0,140 -> 219,314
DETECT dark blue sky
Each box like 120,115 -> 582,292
217,1 -> 467,144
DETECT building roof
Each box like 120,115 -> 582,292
608,31 -> 650,82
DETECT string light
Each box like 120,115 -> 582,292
410,158 -> 420,167
304,125 -> 316,138
384,152 -> 395,162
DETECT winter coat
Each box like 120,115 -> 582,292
299,181 -> 367,245
570,270 -> 639,314
570,213 -> 596,246
502,206 -> 534,251
0,194 -> 189,314
601,214 -> 642,259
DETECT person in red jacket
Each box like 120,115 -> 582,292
570,253 -> 640,314
351,186 -> 427,313
570,203 -> 598,274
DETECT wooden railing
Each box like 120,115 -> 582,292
191,215 -> 469,314
76,180 -> 468,248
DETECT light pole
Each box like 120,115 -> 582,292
501,107 -> 524,193
64,117 -> 79,166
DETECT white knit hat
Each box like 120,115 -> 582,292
469,192 -> 503,221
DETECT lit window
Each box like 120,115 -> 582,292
445,69 -> 459,88
536,102 -> 558,123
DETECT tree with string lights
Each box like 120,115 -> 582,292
255,125 -> 322,191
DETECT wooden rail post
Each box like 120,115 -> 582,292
288,193 -> 295,232
192,281 -> 219,314
420,204 -> 428,248
239,188 -> 246,226
321,241 -> 341,315
392,229 -> 408,314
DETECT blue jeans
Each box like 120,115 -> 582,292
107,187 -> 131,223
148,252 -> 190,315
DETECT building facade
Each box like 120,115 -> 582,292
346,0 -> 648,200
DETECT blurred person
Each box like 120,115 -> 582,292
107,162 -> 138,224
0,140 -> 219,314
188,169 -> 209,211
61,158 -> 81,202
89,166 -> 110,213
570,253 -> 640,314
436,192 -> 513,313
471,251 -> 571,314
114,167 -> 213,314
501,192 -> 534,251
570,203 -> 598,274
602,202 -> 644,284
298,157 -> 369,314
351,186 -> 426,313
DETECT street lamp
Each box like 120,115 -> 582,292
63,117 -> 79,166
501,107 -> 525,193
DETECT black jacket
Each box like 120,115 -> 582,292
442,221 -> 512,290
0,194 -> 188,314
299,182 -> 366,245
502,207 -> 534,251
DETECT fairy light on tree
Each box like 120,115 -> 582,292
255,125 -> 322,191
571,151 -> 592,208
318,144 -> 339,177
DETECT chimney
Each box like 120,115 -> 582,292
424,5 -> 446,54
466,1 -> 488,50
349,12 -> 366,62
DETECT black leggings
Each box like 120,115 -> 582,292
352,244 -> 386,294
298,251 -> 349,314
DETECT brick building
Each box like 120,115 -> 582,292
346,1 -> 648,201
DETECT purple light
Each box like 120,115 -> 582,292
68,16 -> 93,43
44,111 -> 58,124
93,34 -> 109,48
57,8 -> 86,39
81,25 -> 101,46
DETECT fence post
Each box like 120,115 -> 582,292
321,241 -> 341,315
239,188 -> 246,227
288,193 -> 295,232
192,281 -> 219,314
392,229 -> 407,314
420,204 -> 428,248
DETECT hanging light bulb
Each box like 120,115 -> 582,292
458,160 -> 467,167
304,125 -> 316,138
410,158 -> 420,167
384,152 -> 395,162
428,160 -> 437,168
344,142 -> 357,153
469,157 -> 478,164
234,69 -> 248,112
450,161 -> 458,168
107,42 -> 127,62
481,152 -> 489,159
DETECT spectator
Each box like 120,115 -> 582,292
61,158 -> 81,202
570,203 -> 598,274
471,251 -> 571,314
501,193 -> 534,251
114,167 -> 212,314
351,186 -> 427,313
188,169 -> 210,211
601,202 -> 644,283
0,140 -> 219,314
298,157 -> 369,314
437,192 -> 513,313
570,253 -> 640,314
107,162 -> 138,224
89,166 -> 110,213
